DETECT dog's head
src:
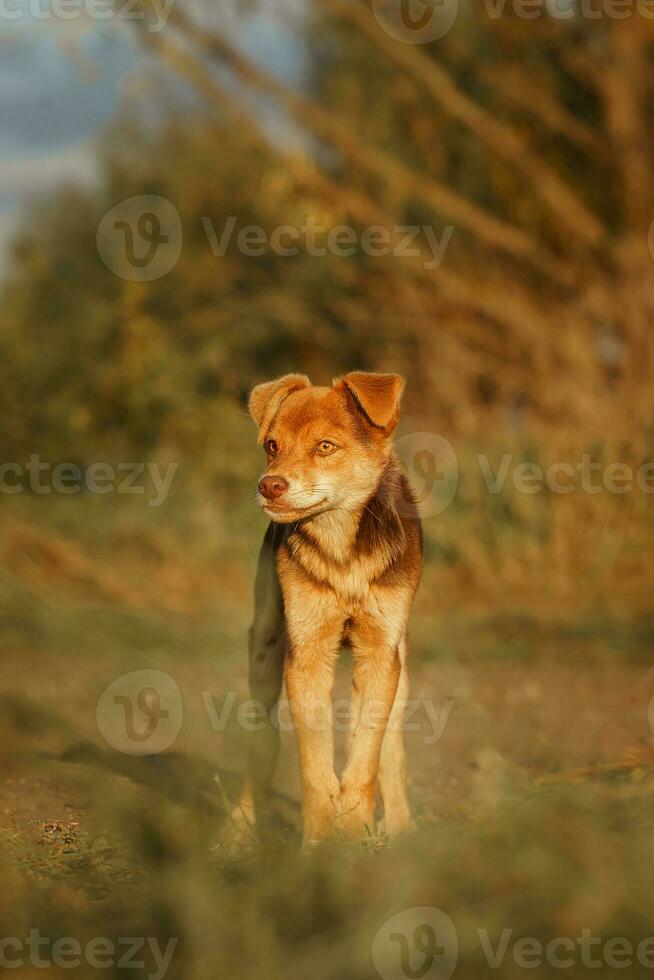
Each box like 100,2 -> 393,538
249,372 -> 405,522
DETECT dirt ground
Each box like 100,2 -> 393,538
2,507 -> 653,980
2,640 -> 652,852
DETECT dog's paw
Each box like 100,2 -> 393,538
337,781 -> 377,841
301,777 -> 343,843
380,812 -> 418,839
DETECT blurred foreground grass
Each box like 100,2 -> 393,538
0,450 -> 653,979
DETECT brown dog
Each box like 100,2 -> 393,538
242,372 -> 422,843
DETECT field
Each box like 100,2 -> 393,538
2,458 -> 654,980
4,4 -> 654,978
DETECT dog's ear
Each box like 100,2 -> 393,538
249,374 -> 311,433
336,371 -> 405,432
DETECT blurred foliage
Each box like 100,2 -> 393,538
0,2 -> 653,606
2,2 -> 653,466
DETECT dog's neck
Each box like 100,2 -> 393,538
287,459 -> 406,572
300,507 -> 362,564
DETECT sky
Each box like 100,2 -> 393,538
0,25 -> 135,268
0,3 -> 306,274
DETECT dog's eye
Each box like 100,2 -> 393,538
265,440 -> 278,455
317,441 -> 336,455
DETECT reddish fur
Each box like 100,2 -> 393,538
239,372 -> 423,843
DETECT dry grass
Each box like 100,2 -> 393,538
0,484 -> 653,979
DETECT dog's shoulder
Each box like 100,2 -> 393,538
362,464 -> 422,590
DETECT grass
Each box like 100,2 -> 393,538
4,766 -> 654,979
1,481 -> 653,979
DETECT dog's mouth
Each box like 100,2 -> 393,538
262,497 -> 329,520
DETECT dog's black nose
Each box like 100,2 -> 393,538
258,476 -> 289,500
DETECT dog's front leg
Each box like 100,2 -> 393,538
284,624 -> 342,844
378,635 -> 416,837
341,628 -> 402,839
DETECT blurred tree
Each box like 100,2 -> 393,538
1,0 -> 653,467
